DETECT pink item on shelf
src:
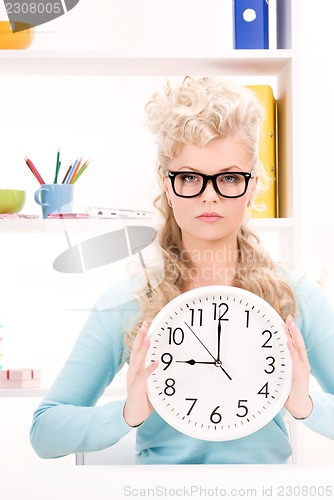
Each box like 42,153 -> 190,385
0,368 -> 42,388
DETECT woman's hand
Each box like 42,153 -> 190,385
123,321 -> 158,427
284,315 -> 313,419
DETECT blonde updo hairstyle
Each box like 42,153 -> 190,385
125,77 -> 295,350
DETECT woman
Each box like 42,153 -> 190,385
30,77 -> 334,464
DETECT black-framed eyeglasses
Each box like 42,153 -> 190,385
164,170 -> 256,199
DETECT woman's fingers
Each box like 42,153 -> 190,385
124,321 -> 158,427
286,315 -> 310,370
284,315 -> 313,419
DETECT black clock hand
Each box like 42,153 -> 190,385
184,322 -> 232,380
217,318 -> 222,362
175,359 -> 216,365
184,321 -> 216,360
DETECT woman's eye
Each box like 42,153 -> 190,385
221,174 -> 240,183
180,174 -> 199,183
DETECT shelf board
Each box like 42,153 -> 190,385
0,217 -> 159,233
0,49 -> 293,76
0,217 -> 294,234
249,217 -> 294,230
0,386 -> 126,398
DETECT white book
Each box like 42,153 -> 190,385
268,0 -> 277,49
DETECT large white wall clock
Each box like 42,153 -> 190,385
146,285 -> 292,441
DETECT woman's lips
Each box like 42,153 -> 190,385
196,213 -> 223,223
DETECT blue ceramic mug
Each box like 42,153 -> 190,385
34,184 -> 74,219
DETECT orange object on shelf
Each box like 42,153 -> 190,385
0,21 -> 34,50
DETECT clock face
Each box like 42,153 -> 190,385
145,285 -> 292,441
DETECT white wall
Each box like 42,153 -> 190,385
299,2 -> 334,300
0,0 -> 333,467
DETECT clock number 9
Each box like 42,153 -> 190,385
161,353 -> 173,370
212,302 -> 229,321
167,327 -> 184,345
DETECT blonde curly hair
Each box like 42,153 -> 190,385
125,76 -> 295,350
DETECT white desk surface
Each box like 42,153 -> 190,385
1,465 -> 333,500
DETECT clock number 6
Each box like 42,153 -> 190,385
210,406 -> 222,424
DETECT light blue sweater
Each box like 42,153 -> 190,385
30,271 -> 334,464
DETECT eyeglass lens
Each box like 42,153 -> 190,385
173,172 -> 248,197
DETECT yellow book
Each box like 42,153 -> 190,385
247,85 -> 277,218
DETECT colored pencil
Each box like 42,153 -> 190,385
61,164 -> 72,184
72,160 -> 90,184
24,153 -> 89,185
68,157 -> 82,184
65,159 -> 78,184
53,148 -> 61,183
24,156 -> 45,184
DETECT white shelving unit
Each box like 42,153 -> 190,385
0,2 -> 300,258
0,0 -> 300,369
0,0 -> 302,465
0,49 -> 293,75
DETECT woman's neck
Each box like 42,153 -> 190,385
180,237 -> 239,291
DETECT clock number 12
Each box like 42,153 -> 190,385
212,302 -> 229,321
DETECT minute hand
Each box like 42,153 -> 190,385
184,322 -> 232,380
217,318 -> 221,362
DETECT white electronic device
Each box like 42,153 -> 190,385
86,205 -> 154,219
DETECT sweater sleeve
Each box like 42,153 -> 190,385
30,280 -> 141,459
291,274 -> 334,439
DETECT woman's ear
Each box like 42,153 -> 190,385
161,170 -> 170,196
249,172 -> 259,203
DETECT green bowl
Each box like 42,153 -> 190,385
0,189 -> 26,214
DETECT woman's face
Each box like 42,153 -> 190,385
163,136 -> 258,248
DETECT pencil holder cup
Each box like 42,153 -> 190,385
34,184 -> 74,219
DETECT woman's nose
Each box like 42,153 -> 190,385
200,179 -> 221,202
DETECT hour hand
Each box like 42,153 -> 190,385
175,358 -> 232,380
175,359 -> 215,365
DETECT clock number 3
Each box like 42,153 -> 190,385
264,356 -> 276,374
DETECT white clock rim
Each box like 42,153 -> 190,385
145,285 -> 293,441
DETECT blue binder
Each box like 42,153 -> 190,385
234,0 -> 269,49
